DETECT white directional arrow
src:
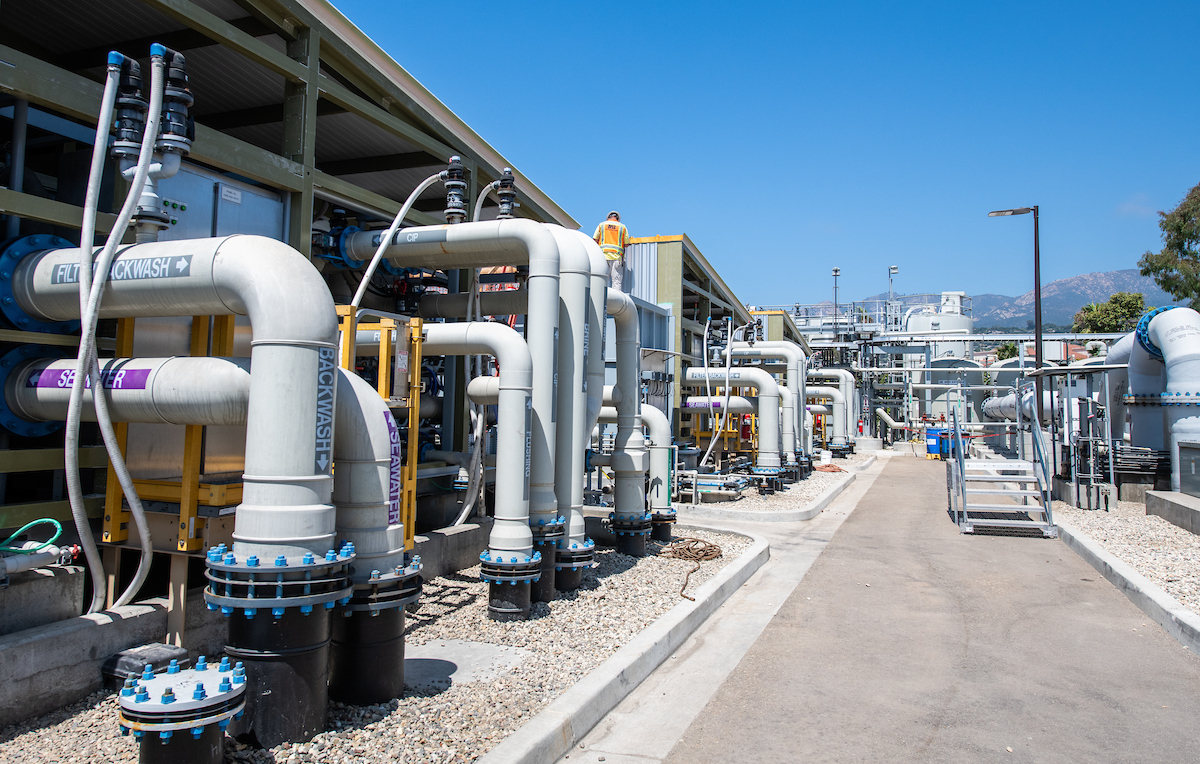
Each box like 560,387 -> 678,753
317,454 -> 329,470
176,258 -> 188,271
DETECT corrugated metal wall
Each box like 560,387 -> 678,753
624,242 -> 658,304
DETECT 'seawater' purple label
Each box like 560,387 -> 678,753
386,411 -> 402,525
27,368 -> 151,390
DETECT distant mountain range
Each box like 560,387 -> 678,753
968,270 -> 1182,327
853,269 -> 1183,328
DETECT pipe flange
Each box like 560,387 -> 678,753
335,225 -> 366,269
651,510 -> 677,526
1122,394 -> 1162,406
531,514 -> 567,542
117,657 -> 246,742
1160,392 -> 1200,406
479,549 -> 542,584
1135,306 -> 1178,360
203,543 -> 355,618
0,345 -> 67,437
609,512 -> 653,537
0,235 -> 79,334
555,537 -> 596,571
342,558 -> 423,613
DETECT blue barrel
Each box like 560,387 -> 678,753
925,428 -> 943,456
940,431 -> 951,457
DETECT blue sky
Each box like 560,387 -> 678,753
337,1 -> 1200,306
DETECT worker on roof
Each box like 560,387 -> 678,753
593,211 -> 631,291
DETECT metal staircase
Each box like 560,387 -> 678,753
947,393 -> 1057,538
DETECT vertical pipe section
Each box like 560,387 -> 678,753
606,290 -> 650,555
422,322 -> 536,620
1144,307 -> 1200,491
723,341 -> 807,459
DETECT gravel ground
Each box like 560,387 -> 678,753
1054,500 -> 1200,615
693,450 -> 875,512
0,527 -> 750,764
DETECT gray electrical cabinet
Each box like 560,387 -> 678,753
123,162 -> 283,479
1180,443 -> 1200,498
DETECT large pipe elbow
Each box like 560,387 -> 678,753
683,366 -> 781,467
1143,307 -> 1200,490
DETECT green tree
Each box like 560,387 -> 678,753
1139,182 -> 1200,307
996,342 -> 1018,360
1071,292 -> 1148,333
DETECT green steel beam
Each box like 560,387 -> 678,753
133,0 -> 307,82
283,27 -> 319,257
311,171 -> 442,227
0,496 -> 104,530
1,447 -> 108,474
0,188 -> 116,234
318,76 -> 456,163
319,151 -> 441,177
0,44 -> 306,193
55,17 -> 272,72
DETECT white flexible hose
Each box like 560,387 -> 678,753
472,181 -> 500,223
68,56 -> 164,612
452,271 -> 488,526
350,172 -> 444,310
67,62 -> 121,614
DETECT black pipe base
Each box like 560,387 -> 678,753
329,608 -> 405,705
138,723 -> 223,764
530,536 -> 557,603
488,581 -> 531,621
226,608 -> 330,748
616,534 -> 646,557
554,566 -> 582,591
650,521 -> 673,543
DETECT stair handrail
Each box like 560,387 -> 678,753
949,403 -> 968,525
1021,381 -> 1056,528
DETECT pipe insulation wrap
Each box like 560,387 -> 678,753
683,366 -> 781,468
421,322 -> 534,557
1146,307 -> 1200,491
349,220 -> 559,526
13,235 -> 340,560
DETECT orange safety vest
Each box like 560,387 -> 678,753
593,220 -> 630,260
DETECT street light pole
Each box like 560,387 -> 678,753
831,267 -> 841,327
988,205 -> 1044,418
888,265 -> 899,300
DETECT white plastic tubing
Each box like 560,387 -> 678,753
722,342 -> 807,460
8,356 -> 406,581
683,366 -> 781,468
13,235 -> 340,561
345,220 -> 559,529
424,322 -> 535,558
1138,307 -> 1200,491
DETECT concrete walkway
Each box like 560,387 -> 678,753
564,455 -> 1200,763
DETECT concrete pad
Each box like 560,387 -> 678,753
1145,490 -> 1200,536
405,639 -> 530,692
0,564 -> 84,636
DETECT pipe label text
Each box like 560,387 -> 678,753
314,347 -> 336,473
50,255 -> 193,284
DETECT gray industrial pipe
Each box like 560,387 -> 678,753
805,385 -> 848,448
875,407 -> 906,434
606,290 -> 650,554
346,220 -> 558,531
809,368 -> 856,444
724,341 -> 807,457
418,289 -> 527,319
1104,333 -> 1133,444
683,366 -> 781,468
13,235 -> 339,560
1138,307 -> 1200,491
981,390 -> 1054,422
682,395 -> 757,414
721,347 -> 797,461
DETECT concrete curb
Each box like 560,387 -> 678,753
854,454 -> 878,471
674,472 -> 856,524
1057,519 -> 1200,654
476,530 -> 771,764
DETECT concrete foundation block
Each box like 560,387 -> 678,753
412,518 -> 493,579
0,564 -> 84,637
1145,490 -> 1200,536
